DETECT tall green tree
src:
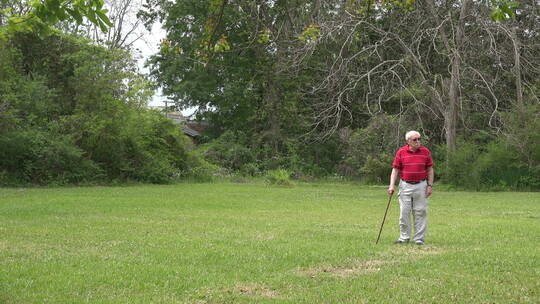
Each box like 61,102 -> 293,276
141,0 -> 539,183
1,0 -> 113,37
0,31 -> 196,185
144,1 -> 322,158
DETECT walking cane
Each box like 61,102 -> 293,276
375,192 -> 394,244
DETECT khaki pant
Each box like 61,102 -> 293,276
397,180 -> 428,242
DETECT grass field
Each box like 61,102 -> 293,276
1,182 -> 539,303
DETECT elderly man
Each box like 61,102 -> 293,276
388,131 -> 434,245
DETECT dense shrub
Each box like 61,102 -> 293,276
438,141 -> 479,188
436,100 -> 540,191
501,101 -> 540,182
199,128 -> 341,180
0,32 -> 198,185
340,115 -> 408,182
439,139 -> 539,191
0,128 -> 102,185
61,108 -> 196,184
360,153 -> 395,184
178,151 -> 226,182
2,30 -> 538,190
283,138 -> 341,178
199,131 -> 257,173
265,169 -> 293,186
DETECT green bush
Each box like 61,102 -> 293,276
360,153 -> 394,184
265,169 -> 294,186
282,138 -> 341,178
440,141 -> 480,188
240,162 -> 262,177
179,152 -> 225,183
474,142 -> 538,191
0,32 -> 201,185
0,128 -> 102,185
340,115 -> 406,181
199,131 -> 257,173
517,172 -> 540,190
440,139 -> 540,191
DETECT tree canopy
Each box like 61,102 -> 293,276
1,0 -> 539,189
141,0 -> 539,188
1,0 -> 113,37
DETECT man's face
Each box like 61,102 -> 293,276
407,135 -> 421,150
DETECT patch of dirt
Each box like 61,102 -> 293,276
298,246 -> 447,278
382,245 -> 447,260
235,283 -> 283,299
254,233 -> 275,241
298,259 -> 390,278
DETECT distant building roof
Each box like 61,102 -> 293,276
166,111 -> 187,124
183,125 -> 201,137
148,105 -> 166,110
152,110 -> 203,138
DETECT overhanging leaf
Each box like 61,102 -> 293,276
96,10 -> 113,27
66,8 -> 83,24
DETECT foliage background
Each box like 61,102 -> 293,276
1,0 -> 539,190
0,32 -> 204,185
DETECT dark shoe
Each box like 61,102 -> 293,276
394,239 -> 409,244
414,240 -> 425,246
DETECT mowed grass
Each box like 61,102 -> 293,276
1,183 -> 539,303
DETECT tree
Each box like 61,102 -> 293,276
0,31 -> 195,185
140,0 -> 539,183
1,0 -> 112,37
288,0 -> 536,152
62,0 -> 148,50
143,1 -> 317,157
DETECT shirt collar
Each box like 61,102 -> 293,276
407,145 -> 420,153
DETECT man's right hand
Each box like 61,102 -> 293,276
388,187 -> 394,195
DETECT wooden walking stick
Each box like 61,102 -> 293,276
375,193 -> 394,244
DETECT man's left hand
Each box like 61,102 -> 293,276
426,185 -> 433,197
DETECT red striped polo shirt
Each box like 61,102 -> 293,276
392,145 -> 434,182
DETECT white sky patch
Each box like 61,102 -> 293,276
132,22 -> 196,116
132,22 -> 166,107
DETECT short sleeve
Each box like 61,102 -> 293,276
392,150 -> 401,169
425,148 -> 434,168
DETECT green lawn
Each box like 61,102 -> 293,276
1,183 -> 539,303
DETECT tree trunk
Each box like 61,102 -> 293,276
426,0 -> 470,153
511,26 -> 523,116
446,56 -> 459,153
263,75 -> 281,155
445,0 -> 470,152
